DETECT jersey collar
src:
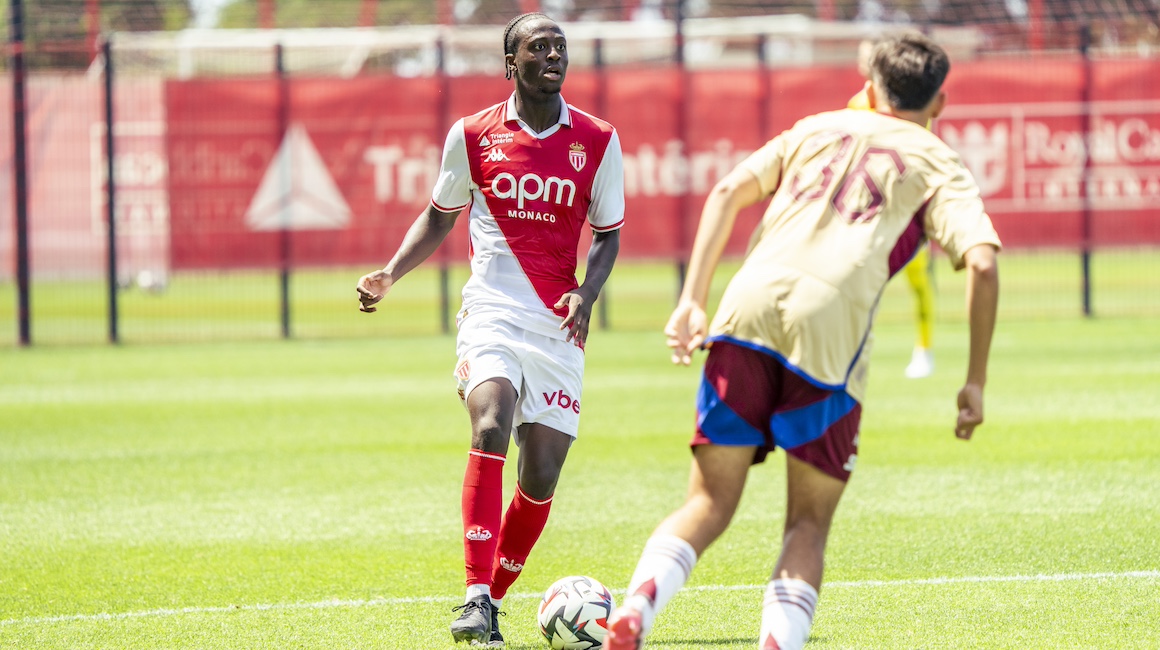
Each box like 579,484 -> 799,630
504,93 -> 571,139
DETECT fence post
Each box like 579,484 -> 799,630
1079,23 -> 1094,317
594,36 -> 609,331
10,0 -> 31,346
435,33 -> 452,335
275,42 -> 292,338
674,0 -> 689,297
104,37 -> 120,344
756,33 -> 770,141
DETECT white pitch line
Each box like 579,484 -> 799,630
3,570 -> 1157,628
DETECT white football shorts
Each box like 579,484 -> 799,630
454,312 -> 585,442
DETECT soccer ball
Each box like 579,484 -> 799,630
537,575 -> 616,649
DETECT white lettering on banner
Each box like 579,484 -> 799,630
88,121 -> 171,278
82,119 -> 173,285
939,122 -> 1009,197
1024,117 -> 1160,166
169,140 -> 271,184
622,139 -> 751,198
363,144 -> 440,204
491,172 -> 576,208
938,101 -> 1160,211
362,140 -> 751,205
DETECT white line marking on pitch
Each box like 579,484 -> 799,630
3,570 -> 1157,627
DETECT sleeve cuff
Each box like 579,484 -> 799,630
590,219 -> 624,233
431,199 -> 468,213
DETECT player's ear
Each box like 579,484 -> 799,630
928,90 -> 947,119
504,53 -> 515,80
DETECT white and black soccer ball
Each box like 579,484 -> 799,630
537,575 -> 616,650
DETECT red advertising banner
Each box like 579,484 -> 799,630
160,60 -> 1160,268
935,57 -> 1160,247
0,76 -> 167,282
9,62 -> 1152,281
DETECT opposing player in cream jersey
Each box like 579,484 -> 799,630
606,33 -> 1000,650
851,37 -> 938,379
357,12 -> 623,647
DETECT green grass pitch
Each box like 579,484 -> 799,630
2,262 -> 1159,648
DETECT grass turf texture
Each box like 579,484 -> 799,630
2,249 -> 1160,345
2,311 -> 1158,648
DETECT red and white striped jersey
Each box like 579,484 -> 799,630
432,94 -> 624,340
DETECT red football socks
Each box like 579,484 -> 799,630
461,450 -> 506,587
490,484 -> 553,600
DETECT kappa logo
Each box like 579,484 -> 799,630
569,142 -> 587,172
499,557 -> 524,573
465,527 -> 493,542
485,148 -> 510,163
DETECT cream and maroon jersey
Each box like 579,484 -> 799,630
431,94 -> 624,341
708,109 -> 1002,402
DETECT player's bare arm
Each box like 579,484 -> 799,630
665,167 -> 766,365
356,204 -> 461,313
955,243 -> 999,439
556,229 -> 620,347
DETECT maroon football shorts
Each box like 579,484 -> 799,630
693,339 -> 862,482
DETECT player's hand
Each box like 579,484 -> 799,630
356,269 -> 394,313
954,382 -> 985,440
555,288 -> 595,348
664,300 -> 708,366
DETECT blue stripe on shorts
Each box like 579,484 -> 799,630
695,374 -> 764,447
770,390 -> 858,450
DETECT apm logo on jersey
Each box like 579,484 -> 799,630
492,172 -> 576,223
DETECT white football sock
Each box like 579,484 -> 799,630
759,578 -> 817,650
465,583 -> 491,604
622,534 -> 698,635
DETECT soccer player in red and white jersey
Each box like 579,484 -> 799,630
605,33 -> 1001,650
356,12 -> 624,647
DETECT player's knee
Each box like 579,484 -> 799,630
688,491 -> 739,535
470,420 -> 508,452
518,469 -> 559,500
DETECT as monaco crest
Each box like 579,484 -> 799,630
568,142 -> 586,172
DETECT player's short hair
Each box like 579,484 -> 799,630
503,12 -> 552,57
870,32 -> 950,111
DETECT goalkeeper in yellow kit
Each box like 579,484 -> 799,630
850,38 -> 935,378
